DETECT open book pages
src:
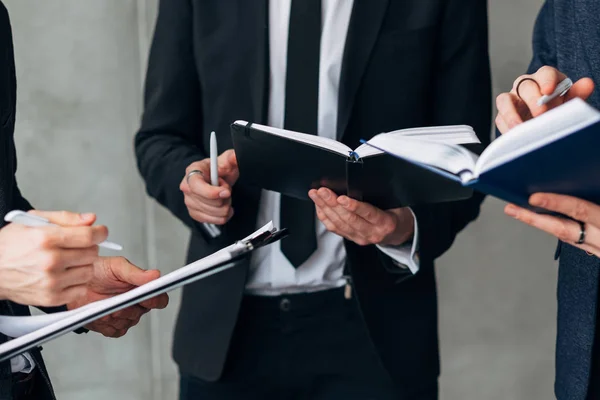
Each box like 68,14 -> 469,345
474,98 -> 600,176
233,120 -> 479,158
362,98 -> 600,184
362,137 -> 481,181
0,222 -> 276,340
355,125 -> 479,158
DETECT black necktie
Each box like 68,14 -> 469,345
280,0 -> 321,268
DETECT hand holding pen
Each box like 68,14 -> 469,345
5,210 -> 122,250
0,210 -> 112,306
496,66 -> 595,134
181,132 -> 239,236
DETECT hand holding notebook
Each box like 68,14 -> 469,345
309,187 -> 416,247
494,67 -> 600,256
232,97 -> 600,212
231,121 -> 481,210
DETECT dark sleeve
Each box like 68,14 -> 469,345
36,306 -> 88,334
0,3 -> 32,213
134,0 -> 206,231
494,2 -> 555,142
10,157 -> 33,212
409,0 -> 492,265
36,306 -> 67,314
528,0 -> 556,74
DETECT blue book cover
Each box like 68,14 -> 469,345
360,98 -> 600,211
468,120 -> 600,208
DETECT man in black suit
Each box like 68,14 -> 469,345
136,0 -> 491,398
0,3 -> 168,398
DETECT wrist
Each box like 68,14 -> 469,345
0,272 -> 13,302
0,287 -> 10,302
381,208 -> 415,246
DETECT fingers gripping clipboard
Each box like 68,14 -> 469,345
0,222 -> 288,363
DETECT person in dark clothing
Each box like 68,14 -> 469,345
495,1 -> 600,398
0,3 -> 168,398
135,0 -> 491,398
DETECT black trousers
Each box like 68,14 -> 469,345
180,288 -> 438,400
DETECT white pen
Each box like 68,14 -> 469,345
537,77 -> 573,106
210,131 -> 219,187
4,210 -> 123,251
203,131 -> 221,238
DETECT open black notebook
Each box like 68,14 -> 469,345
231,121 -> 481,210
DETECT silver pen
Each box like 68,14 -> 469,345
4,210 -> 123,251
537,77 -> 573,106
202,131 -> 222,238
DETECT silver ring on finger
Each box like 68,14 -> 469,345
576,221 -> 586,245
186,170 -> 203,185
515,77 -> 540,100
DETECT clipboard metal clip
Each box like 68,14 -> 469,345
231,227 -> 289,257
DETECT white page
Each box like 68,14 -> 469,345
358,133 -> 480,179
234,120 -> 352,156
0,297 -> 109,338
374,124 -> 478,141
236,121 -> 480,160
0,311 -> 73,338
0,222 -> 275,350
355,125 -> 480,158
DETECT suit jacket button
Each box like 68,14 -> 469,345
280,298 -> 291,312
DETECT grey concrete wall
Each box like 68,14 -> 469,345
5,0 -> 555,399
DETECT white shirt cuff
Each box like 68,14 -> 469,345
10,352 -> 35,374
376,208 -> 420,274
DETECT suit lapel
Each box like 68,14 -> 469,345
336,0 -> 389,140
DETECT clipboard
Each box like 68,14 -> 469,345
0,222 -> 288,363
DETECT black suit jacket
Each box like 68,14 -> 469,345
0,2 -> 56,399
135,0 -> 491,391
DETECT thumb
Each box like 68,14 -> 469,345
218,150 -> 238,170
110,257 -> 161,287
226,150 -> 238,168
29,210 -> 96,227
566,77 -> 595,101
218,150 -> 239,184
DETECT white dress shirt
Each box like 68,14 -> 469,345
246,0 -> 419,296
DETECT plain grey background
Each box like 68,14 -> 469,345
4,0 -> 556,399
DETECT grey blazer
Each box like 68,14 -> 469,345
528,1 -> 600,399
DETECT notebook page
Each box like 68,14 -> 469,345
355,125 -> 479,158
475,99 -> 600,176
383,125 -> 478,142
360,136 -> 479,177
233,121 -> 352,157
